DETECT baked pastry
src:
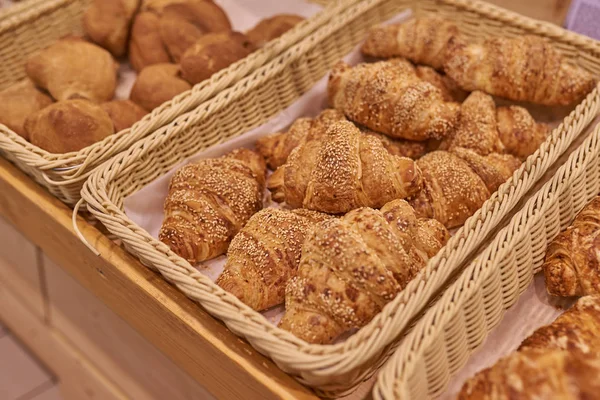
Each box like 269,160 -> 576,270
279,199 -> 449,344
415,66 -> 468,102
129,11 -> 171,71
246,14 -> 304,48
543,196 -> 600,296
458,349 -> 600,399
451,148 -> 519,194
497,106 -> 550,160
180,32 -> 255,84
130,63 -> 192,111
216,208 -> 332,311
159,149 -> 266,263
267,120 -> 422,214
158,0 -> 231,62
361,17 -> 460,70
0,80 -> 53,139
519,295 -> 600,355
83,0 -> 140,57
25,99 -> 114,153
409,151 -> 491,228
101,100 -> 148,131
26,37 -> 118,103
445,35 -> 596,106
328,59 -> 460,141
439,91 -> 504,155
363,129 -> 429,160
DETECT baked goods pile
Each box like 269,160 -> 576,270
155,17 -> 596,345
0,0 -> 304,154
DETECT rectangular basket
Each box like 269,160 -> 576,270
79,0 -> 600,396
372,121 -> 600,400
0,0 -> 337,205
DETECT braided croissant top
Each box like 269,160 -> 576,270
543,196 -> 600,297
267,120 -> 422,214
216,208 -> 332,311
445,35 -> 596,106
159,149 -> 266,263
279,199 -> 449,344
328,59 -> 460,141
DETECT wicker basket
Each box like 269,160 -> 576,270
79,0 -> 600,396
373,120 -> 600,400
0,0 -> 337,205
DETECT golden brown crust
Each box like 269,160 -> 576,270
409,151 -> 490,228
519,295 -> 600,355
246,14 -> 304,48
361,18 -> 460,70
415,65 -> 468,102
25,99 -> 114,153
445,35 -> 597,106
279,199 -> 448,344
128,11 -> 172,71
158,0 -> 231,62
439,91 -> 504,155
216,208 -> 331,311
130,63 -> 192,111
543,196 -> 600,297
267,120 -> 422,214
83,0 -> 140,57
328,60 -> 460,141
180,31 -> 255,85
497,106 -> 550,160
458,349 -> 600,400
158,149 -> 265,263
0,80 -> 53,139
101,99 -> 148,132
451,148 -> 520,194
26,37 -> 118,103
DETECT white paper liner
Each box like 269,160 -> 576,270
440,273 -> 575,399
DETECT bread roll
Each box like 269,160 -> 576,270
130,63 -> 192,111
0,80 -> 53,139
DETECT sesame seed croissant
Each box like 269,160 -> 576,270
361,17 -> 460,70
445,35 -> 597,106
159,148 -> 266,264
267,120 -> 423,214
409,149 -> 520,229
543,196 -> 600,297
328,59 -> 460,141
279,199 -> 449,344
216,208 -> 332,311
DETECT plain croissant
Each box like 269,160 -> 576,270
458,349 -> 600,400
410,149 -> 519,228
279,199 -> 449,344
543,196 -> 600,296
159,149 -> 266,263
267,120 -> 423,214
361,17 -> 460,70
256,109 -> 428,170
519,295 -> 600,355
216,208 -> 332,311
328,59 -> 460,141
445,35 -> 596,106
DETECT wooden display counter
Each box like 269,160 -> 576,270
0,157 -> 317,400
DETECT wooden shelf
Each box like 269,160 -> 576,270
0,157 -> 318,400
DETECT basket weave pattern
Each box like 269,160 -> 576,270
373,122 -> 600,400
0,0 -> 337,205
80,0 -> 600,396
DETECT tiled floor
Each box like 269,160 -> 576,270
0,321 -> 63,400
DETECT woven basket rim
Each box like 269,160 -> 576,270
79,0 -> 600,393
0,0 -> 341,182
374,121 -> 600,400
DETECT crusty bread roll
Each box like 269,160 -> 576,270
129,63 -> 192,111
0,80 -> 53,139
26,37 -> 118,103
129,11 -> 171,71
180,32 -> 255,84
25,100 -> 114,153
83,0 -> 141,57
246,14 -> 304,48
101,100 -> 148,131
